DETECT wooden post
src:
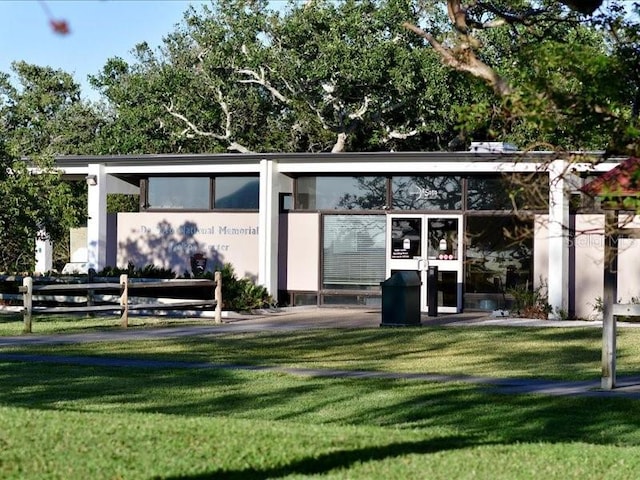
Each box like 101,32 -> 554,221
86,268 -> 95,318
214,271 -> 222,324
22,276 -> 33,334
602,210 -> 618,390
120,274 -> 129,328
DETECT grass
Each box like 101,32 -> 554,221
2,316 -> 640,478
0,312 -> 211,335
4,319 -> 640,380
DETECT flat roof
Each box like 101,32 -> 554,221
51,151 -> 619,169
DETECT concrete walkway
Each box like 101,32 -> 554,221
2,307 -> 640,399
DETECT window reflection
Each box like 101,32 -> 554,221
146,176 -> 260,210
390,218 -> 422,259
296,176 -> 386,210
215,177 -> 259,209
427,218 -> 458,260
465,217 -> 533,294
392,176 -> 462,210
148,177 -> 210,209
467,174 -> 548,210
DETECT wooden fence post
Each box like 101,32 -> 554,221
214,271 -> 222,324
120,274 -> 129,328
22,276 -> 33,334
86,268 -> 96,318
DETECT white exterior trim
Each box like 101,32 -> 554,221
258,159 -> 279,293
277,160 -> 542,174
86,163 -> 108,271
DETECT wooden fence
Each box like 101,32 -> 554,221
12,272 -> 222,333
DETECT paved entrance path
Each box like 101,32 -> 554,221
2,307 -> 640,399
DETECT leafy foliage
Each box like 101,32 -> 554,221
508,281 -> 553,319
214,263 -> 273,311
0,153 -> 82,272
89,0 -> 476,153
0,61 -> 104,157
0,61 -> 97,272
412,1 -> 640,155
97,262 -> 176,279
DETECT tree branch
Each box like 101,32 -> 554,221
164,90 -> 252,153
402,21 -> 513,97
236,67 -> 290,103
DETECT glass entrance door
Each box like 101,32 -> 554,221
386,214 -> 463,313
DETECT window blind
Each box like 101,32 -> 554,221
322,215 -> 386,288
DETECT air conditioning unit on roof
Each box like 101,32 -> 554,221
469,142 -> 518,153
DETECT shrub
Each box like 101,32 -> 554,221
98,262 -> 176,279
508,282 -> 552,319
189,263 -> 274,312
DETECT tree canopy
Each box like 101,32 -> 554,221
82,0 -> 640,155
406,0 -> 640,155
89,0 -> 483,153
0,62 -> 91,271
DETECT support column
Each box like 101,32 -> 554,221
86,163 -> 108,271
258,159 -> 280,295
547,159 -> 570,319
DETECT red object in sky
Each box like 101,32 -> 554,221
50,19 -> 70,35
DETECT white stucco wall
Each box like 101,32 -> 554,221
617,214 -> 640,306
117,212 -> 259,280
573,215 -> 605,320
533,215 -> 549,294
70,228 -> 88,262
280,212 -> 320,291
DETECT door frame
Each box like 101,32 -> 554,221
386,213 -> 463,313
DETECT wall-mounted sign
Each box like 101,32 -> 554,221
117,212 -> 259,277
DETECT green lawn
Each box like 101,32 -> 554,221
2,319 -> 640,479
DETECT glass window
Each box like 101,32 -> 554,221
465,216 -> 533,295
322,215 -> 386,290
390,217 -> 422,259
147,177 -> 210,209
297,176 -> 386,210
467,174 -> 548,211
427,217 -> 459,260
215,176 -> 259,209
392,176 -> 462,210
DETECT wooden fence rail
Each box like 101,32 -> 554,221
16,272 -> 222,333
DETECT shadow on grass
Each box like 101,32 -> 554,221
1,358 -> 640,448
160,436 -> 476,479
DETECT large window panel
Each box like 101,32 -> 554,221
148,177 -> 210,209
215,177 -> 259,209
322,215 -> 386,290
465,216 -> 533,294
392,176 -> 462,210
467,174 -> 548,211
297,176 -> 386,210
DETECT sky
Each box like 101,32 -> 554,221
0,0 -> 289,101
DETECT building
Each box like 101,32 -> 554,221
45,147 -> 629,319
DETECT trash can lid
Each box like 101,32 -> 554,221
380,270 -> 421,286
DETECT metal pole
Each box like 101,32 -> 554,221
427,266 -> 438,317
602,210 -> 618,390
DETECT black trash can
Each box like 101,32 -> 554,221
380,271 -> 421,326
